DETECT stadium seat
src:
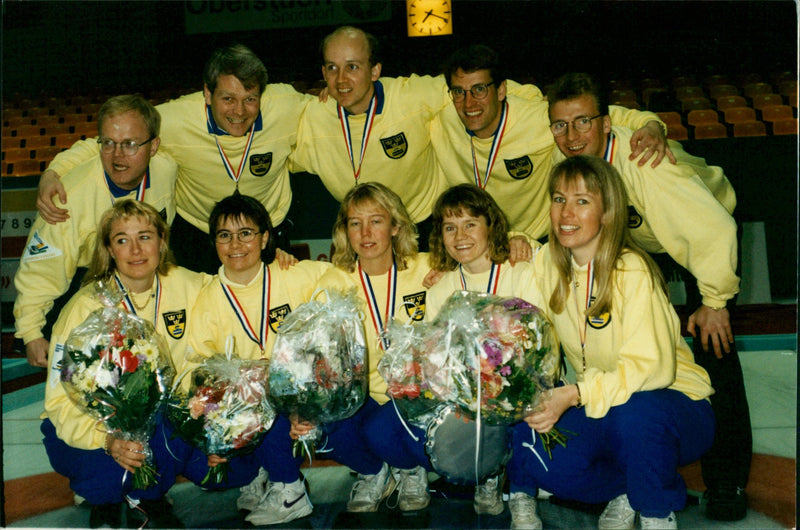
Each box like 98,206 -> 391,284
23,136 -> 54,149
703,74 -> 732,88
778,80 -> 797,98
737,73 -> 763,86
53,133 -> 84,149
708,84 -> 738,100
61,113 -> 93,126
7,159 -> 42,177
3,147 -> 33,163
640,78 -> 666,89
32,115 -> 61,128
612,98 -> 640,109
656,111 -> 683,128
752,93 -> 784,111
72,121 -> 97,136
610,89 -> 637,102
761,105 -> 793,123
680,97 -> 712,112
716,95 -> 748,111
733,121 -> 767,137
14,124 -> 43,138
666,123 -> 689,141
672,75 -> 697,88
743,82 -> 773,99
675,86 -> 705,101
4,116 -> 32,129
723,107 -> 756,124
687,109 -> 719,126
3,108 -> 25,120
693,123 -> 728,140
43,124 -> 71,137
787,92 -> 798,110
26,106 -> 52,117
642,88 -> 669,109
771,118 -> 798,135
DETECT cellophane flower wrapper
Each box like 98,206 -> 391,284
377,322 -> 442,428
268,289 -> 367,444
166,355 -> 275,484
425,291 -> 560,426
60,279 -> 174,489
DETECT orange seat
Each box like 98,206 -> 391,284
743,82 -> 773,99
672,75 -> 697,88
23,136 -> 54,149
643,88 -> 669,109
53,133 -> 84,149
14,124 -> 43,138
675,86 -> 705,101
680,97 -> 712,112
656,111 -> 683,128
778,80 -> 798,97
641,78 -> 666,89
693,123 -> 728,140
703,74 -> 732,88
771,71 -> 796,85
62,113 -> 92,126
3,147 -> 32,163
72,121 -> 98,136
7,159 -> 43,176
43,124 -> 71,137
610,89 -> 637,102
738,73 -> 763,86
3,108 -> 25,119
35,146 -> 64,164
771,118 -> 798,135
33,115 -> 62,128
716,95 -> 748,111
723,107 -> 756,124
708,84 -> 738,100
752,93 -> 784,110
733,121 -> 767,137
666,123 -> 688,141
26,106 -> 52,117
687,109 -> 719,126
4,116 -> 32,128
761,105 -> 794,122
788,92 -> 798,109
612,98 -> 640,109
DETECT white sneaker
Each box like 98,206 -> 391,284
474,473 -> 504,515
236,468 -> 268,512
396,466 -> 430,511
346,463 -> 397,512
509,492 -> 543,529
640,512 -> 678,529
245,478 -> 313,525
598,494 -> 636,530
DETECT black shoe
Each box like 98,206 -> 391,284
125,497 -> 185,528
704,486 -> 747,521
89,503 -> 123,528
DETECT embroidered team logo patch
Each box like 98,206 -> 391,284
269,304 -> 291,333
403,292 -> 426,321
380,133 -> 408,159
250,153 -> 273,177
163,310 -> 187,339
627,205 -> 643,229
504,156 -> 533,180
586,297 -> 611,329
21,231 -> 63,262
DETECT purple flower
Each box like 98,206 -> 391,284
499,365 -> 512,376
483,339 -> 504,366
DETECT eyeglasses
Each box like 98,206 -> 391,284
550,114 -> 603,137
97,136 -> 155,156
448,82 -> 495,102
215,229 -> 260,244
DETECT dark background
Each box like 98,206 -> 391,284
2,0 -> 798,299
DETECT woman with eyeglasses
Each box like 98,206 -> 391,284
172,192 -> 330,526
506,156 -> 714,530
41,200 -> 209,528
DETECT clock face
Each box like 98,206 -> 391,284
407,0 -> 453,37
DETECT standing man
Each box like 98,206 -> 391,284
14,95 -> 177,368
430,45 -> 674,242
37,44 -> 311,273
289,26 -> 448,239
547,72 -> 749,523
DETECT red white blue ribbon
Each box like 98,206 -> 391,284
220,264 -> 271,354
572,259 -> 595,378
115,273 -> 161,328
207,105 -> 256,188
338,94 -> 378,183
459,262 -> 500,294
602,131 -> 617,164
104,168 -> 149,207
358,259 -> 397,351
470,100 -> 509,189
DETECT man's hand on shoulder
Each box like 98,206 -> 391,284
37,169 -> 70,224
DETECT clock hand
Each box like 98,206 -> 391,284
422,9 -> 432,22
429,12 -> 448,21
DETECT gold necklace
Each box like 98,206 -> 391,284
129,288 -> 154,311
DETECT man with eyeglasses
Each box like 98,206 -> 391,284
544,72 -> 748,526
36,44 -> 310,273
430,45 -> 674,243
14,95 -> 177,368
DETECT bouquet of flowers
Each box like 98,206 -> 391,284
166,354 -> 275,484
424,291 -> 569,456
269,289 -> 367,447
377,322 -> 442,428
60,280 -> 173,489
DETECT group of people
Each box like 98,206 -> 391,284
14,24 -> 751,530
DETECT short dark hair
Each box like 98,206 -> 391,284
429,184 -> 510,271
320,26 -> 381,67
203,44 -> 268,95
442,45 -> 506,89
209,193 -> 276,264
546,72 -> 609,117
